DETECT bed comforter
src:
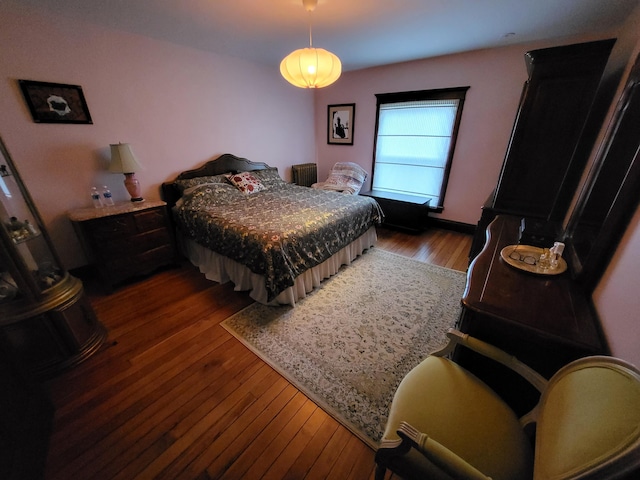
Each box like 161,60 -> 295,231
173,173 -> 383,301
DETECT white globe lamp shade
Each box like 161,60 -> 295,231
280,47 -> 342,88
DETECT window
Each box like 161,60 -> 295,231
372,87 -> 468,210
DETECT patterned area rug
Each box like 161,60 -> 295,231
221,248 -> 466,449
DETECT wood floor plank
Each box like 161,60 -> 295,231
67,352 -> 262,478
260,407 -> 328,480
43,225 -> 473,480
281,415 -> 341,480
53,343 -> 259,480
95,362 -> 271,480
216,392 -> 309,479
344,436 -> 380,479
324,434 -> 364,478
48,332 -> 241,460
118,365 -> 281,480
303,426 -> 353,480
51,319 -> 226,426
48,282 -> 251,410
162,379 -> 295,480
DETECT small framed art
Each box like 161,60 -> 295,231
18,80 -> 93,124
327,103 -> 355,145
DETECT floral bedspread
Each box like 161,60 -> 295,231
173,178 -> 383,301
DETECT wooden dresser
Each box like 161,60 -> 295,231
457,215 -> 607,415
69,201 -> 176,290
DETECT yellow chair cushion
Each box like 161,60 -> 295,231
382,356 -> 534,480
535,362 -> 640,479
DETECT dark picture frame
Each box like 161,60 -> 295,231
327,103 -> 355,145
18,80 -> 93,124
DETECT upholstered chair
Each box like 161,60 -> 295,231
375,329 -> 640,480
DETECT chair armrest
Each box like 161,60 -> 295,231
432,329 -> 548,393
396,422 -> 492,480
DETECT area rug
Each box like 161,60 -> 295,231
221,248 -> 466,449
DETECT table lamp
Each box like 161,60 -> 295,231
109,143 -> 144,202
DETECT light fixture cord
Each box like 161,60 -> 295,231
303,0 -> 317,47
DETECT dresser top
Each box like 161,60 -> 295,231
463,215 -> 604,352
68,200 -> 167,222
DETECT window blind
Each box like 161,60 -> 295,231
373,99 -> 460,205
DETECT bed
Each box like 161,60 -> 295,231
162,153 -> 383,305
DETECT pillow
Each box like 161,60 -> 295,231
251,167 -> 286,189
174,174 -> 230,193
321,163 -> 368,195
176,182 -> 244,209
226,171 -> 265,194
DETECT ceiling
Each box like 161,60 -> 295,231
9,0 -> 639,71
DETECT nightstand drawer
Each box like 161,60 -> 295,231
83,207 -> 168,244
98,227 -> 172,257
108,244 -> 176,284
132,207 -> 167,231
84,215 -> 136,238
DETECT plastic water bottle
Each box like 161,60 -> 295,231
24,219 -> 39,235
102,186 -> 115,206
91,187 -> 103,208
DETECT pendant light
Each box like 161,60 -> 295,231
280,0 -> 341,88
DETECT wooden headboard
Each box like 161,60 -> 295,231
161,153 -> 270,208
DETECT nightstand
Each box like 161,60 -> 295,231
69,201 -> 177,289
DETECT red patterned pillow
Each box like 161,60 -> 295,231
226,171 -> 265,194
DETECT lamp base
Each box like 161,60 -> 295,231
123,173 -> 143,203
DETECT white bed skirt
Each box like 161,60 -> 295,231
182,226 -> 378,306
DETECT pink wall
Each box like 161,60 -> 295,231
0,6 -> 315,270
595,208 -> 640,365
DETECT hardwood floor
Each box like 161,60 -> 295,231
43,225 -> 472,480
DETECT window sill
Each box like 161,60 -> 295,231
360,189 -> 431,205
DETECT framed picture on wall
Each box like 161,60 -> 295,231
327,103 -> 355,145
18,80 -> 93,124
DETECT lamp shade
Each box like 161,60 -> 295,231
280,47 -> 342,88
109,143 -> 143,173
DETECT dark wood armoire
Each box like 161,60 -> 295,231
469,39 -> 615,259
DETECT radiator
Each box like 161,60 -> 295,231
292,163 -> 318,187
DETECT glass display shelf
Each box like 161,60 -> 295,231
0,159 -> 64,304
0,137 -> 106,379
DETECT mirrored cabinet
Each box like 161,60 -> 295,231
0,137 -> 106,379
